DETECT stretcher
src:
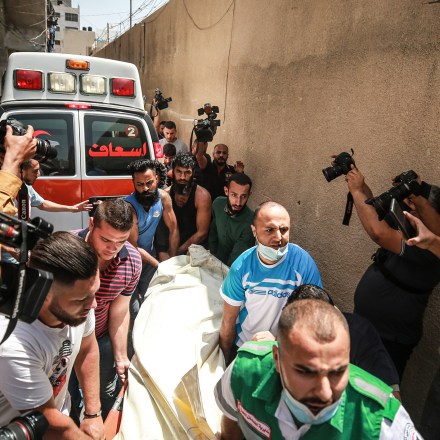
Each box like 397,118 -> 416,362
106,245 -> 228,439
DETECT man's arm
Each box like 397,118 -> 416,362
346,165 -> 403,254
38,199 -> 92,213
0,125 -> 37,215
160,189 -> 179,257
219,302 -> 240,362
177,187 -> 211,254
108,294 -> 131,382
32,398 -> 99,440
193,141 -> 209,170
127,209 -> 159,267
74,332 -> 105,440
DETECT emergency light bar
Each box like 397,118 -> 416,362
48,72 -> 76,93
111,78 -> 135,97
14,69 -> 43,90
66,59 -> 90,70
80,75 -> 106,95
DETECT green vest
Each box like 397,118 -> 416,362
230,341 -> 401,440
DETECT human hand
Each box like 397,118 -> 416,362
234,161 -> 244,173
74,199 -> 93,212
80,416 -> 105,440
115,358 -> 130,382
404,211 -> 437,251
345,164 -> 365,193
251,331 -> 276,342
2,125 -> 37,176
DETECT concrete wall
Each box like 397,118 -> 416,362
95,0 -> 440,424
61,28 -> 95,55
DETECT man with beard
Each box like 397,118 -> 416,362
165,152 -> 211,255
0,232 -> 105,440
69,198 -> 141,420
215,300 -> 420,439
199,143 -> 245,201
158,121 -> 189,154
219,201 -> 322,365
125,159 -> 179,317
209,173 -> 255,266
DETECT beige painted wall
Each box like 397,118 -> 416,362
95,0 -> 440,424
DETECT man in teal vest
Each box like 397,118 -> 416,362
214,299 -> 421,439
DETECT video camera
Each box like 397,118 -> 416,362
0,212 -> 53,344
365,170 -> 424,220
0,118 -> 58,163
154,88 -> 172,110
193,103 -> 221,143
0,412 -> 48,440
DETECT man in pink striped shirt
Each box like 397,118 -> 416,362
69,198 -> 141,420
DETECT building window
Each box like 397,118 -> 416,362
54,12 -> 60,18
65,13 -> 78,22
55,40 -> 61,45
56,26 -> 60,31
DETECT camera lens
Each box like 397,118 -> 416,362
0,412 -> 48,440
322,166 -> 342,182
33,139 -> 57,162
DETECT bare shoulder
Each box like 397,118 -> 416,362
159,188 -> 172,206
196,185 -> 211,201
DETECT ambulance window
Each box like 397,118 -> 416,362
84,116 -> 150,176
9,114 -> 75,176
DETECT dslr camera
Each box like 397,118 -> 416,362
154,88 -> 172,110
322,150 -> 355,182
365,170 -> 421,220
0,118 -> 57,163
0,212 -> 53,343
0,412 -> 48,440
194,103 -> 221,143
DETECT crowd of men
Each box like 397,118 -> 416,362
0,117 -> 439,439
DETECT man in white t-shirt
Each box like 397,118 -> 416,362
158,121 -> 189,154
0,232 -> 104,440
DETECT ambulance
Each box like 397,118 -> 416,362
0,52 -> 162,231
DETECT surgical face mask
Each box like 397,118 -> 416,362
278,361 -> 342,426
255,234 -> 288,262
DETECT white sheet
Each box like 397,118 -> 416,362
115,245 -> 228,439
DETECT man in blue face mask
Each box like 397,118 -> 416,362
215,299 -> 421,439
218,201 -> 322,365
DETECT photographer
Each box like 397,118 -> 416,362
0,232 -> 104,439
0,125 -> 37,215
344,164 -> 440,379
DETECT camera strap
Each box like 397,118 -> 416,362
17,183 -> 29,221
342,192 -> 353,226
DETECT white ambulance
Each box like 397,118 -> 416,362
0,52 -> 162,230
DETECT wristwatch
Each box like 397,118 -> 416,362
83,409 -> 102,419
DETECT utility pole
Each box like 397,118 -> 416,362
107,23 -> 110,44
130,0 -> 132,28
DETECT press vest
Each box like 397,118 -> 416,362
230,341 -> 401,440
125,193 -> 163,254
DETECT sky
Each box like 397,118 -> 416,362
73,0 -> 167,39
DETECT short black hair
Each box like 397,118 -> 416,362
163,143 -> 176,157
287,284 -> 335,306
29,232 -> 98,286
227,173 -> 252,190
159,120 -> 167,126
93,198 -> 133,232
164,121 -> 176,130
173,152 -> 196,170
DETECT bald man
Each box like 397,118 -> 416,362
215,300 -> 420,439
218,201 -> 322,364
